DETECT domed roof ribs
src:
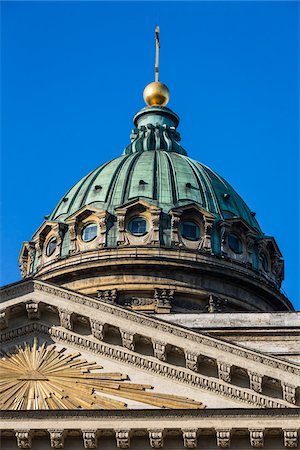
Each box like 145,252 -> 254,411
78,158 -> 120,210
186,159 -> 222,217
104,154 -> 136,206
164,152 -> 179,205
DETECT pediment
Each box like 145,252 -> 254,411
1,280 -> 299,410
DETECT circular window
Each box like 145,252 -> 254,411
228,233 -> 243,254
128,217 -> 148,236
82,223 -> 98,242
180,221 -> 200,241
46,237 -> 57,256
261,254 -> 269,271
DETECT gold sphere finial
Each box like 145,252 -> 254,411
143,81 -> 170,107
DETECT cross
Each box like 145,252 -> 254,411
155,26 -> 160,82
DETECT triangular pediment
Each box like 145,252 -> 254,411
1,280 -> 299,410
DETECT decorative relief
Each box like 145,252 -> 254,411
90,318 -> 105,340
25,301 -> 40,320
120,330 -> 135,351
97,289 -> 118,304
58,308 -> 73,330
82,430 -> 98,449
182,429 -> 198,448
217,361 -> 232,383
154,288 -> 173,312
206,294 -> 227,313
185,352 -> 198,371
0,309 -> 8,330
216,429 -> 231,448
282,383 -> 296,404
0,339 -> 204,410
283,430 -> 298,448
0,320 -> 293,409
249,429 -> 264,448
15,430 -> 32,449
149,429 -> 164,448
48,430 -> 65,449
248,371 -> 263,393
116,429 -> 130,449
152,340 -> 167,361
31,280 -> 300,379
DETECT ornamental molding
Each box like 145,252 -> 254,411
0,322 -> 295,409
26,281 -> 300,377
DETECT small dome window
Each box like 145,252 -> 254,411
128,217 -> 148,236
180,221 -> 200,241
228,233 -> 243,254
46,237 -> 57,256
82,223 -> 98,242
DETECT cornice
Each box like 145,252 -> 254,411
0,322 -> 296,409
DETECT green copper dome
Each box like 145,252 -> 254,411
49,106 -> 260,232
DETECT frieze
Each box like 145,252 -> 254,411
116,429 -> 130,448
249,429 -> 264,448
82,430 -> 98,449
283,429 -> 298,448
30,281 -> 300,377
25,301 -> 40,320
217,361 -> 232,383
282,383 -> 296,405
149,429 -> 164,448
0,322 -> 296,409
48,429 -> 65,449
15,430 -> 32,449
248,371 -> 263,393
216,429 -> 231,448
182,429 -> 197,448
0,309 -> 8,330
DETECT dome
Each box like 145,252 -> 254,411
49,106 -> 260,233
19,103 -> 291,313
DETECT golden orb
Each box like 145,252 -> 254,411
143,81 -> 170,106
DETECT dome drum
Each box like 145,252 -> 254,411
19,199 -> 289,312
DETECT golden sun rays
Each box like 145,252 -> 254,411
0,340 -> 205,410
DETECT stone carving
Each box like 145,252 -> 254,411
152,340 -> 167,362
68,222 -> 79,255
170,211 -> 181,246
249,429 -> 264,448
207,294 -> 227,313
154,288 -> 174,312
31,281 -> 300,379
0,309 -> 8,330
217,361 -> 232,383
58,309 -> 73,330
120,330 -> 135,351
0,322 -> 293,409
182,429 -> 197,448
216,429 -> 231,448
90,319 -> 105,340
48,429 -> 65,449
248,371 -> 263,393
283,430 -> 298,448
116,430 -> 130,448
149,429 -> 164,448
185,352 -> 198,371
149,208 -> 161,245
97,289 -> 118,304
25,301 -> 40,320
82,430 -> 98,449
282,382 -> 296,404
15,430 -> 32,449
201,216 -> 214,251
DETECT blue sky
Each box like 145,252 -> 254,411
1,1 -> 299,308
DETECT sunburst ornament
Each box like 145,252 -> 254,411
0,340 -> 205,410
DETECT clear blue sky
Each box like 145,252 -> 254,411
1,1 -> 299,308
